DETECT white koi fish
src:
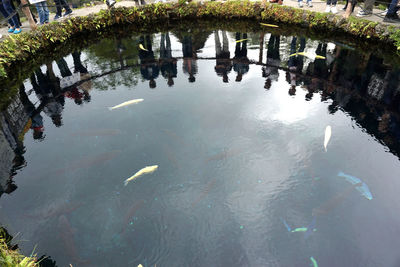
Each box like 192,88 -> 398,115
124,165 -> 158,186
324,125 -> 332,152
108,99 -> 143,110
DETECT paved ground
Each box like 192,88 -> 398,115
0,0 -> 394,38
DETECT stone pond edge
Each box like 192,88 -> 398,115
0,1 -> 399,81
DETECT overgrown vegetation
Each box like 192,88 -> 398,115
0,228 -> 38,267
0,1 -> 400,82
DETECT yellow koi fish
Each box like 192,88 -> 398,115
260,23 -> 279,27
124,165 -> 158,186
235,38 -> 248,43
108,99 -> 143,110
289,52 -> 325,59
139,44 -> 148,51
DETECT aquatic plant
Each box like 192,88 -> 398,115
0,235 -> 38,267
0,1 -> 400,82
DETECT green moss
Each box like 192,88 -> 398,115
0,1 -> 400,81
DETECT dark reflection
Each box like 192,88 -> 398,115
287,36 -> 306,96
160,32 -> 177,87
214,30 -> 232,83
139,35 -> 159,89
182,34 -> 197,83
233,33 -> 249,82
263,34 -> 280,90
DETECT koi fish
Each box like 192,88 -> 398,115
191,179 -> 217,208
310,257 -> 318,267
120,200 -> 145,234
235,39 -> 248,43
124,165 -> 158,186
51,150 -> 120,176
139,44 -> 148,51
337,172 -> 373,200
281,218 -> 316,233
109,99 -> 143,110
289,52 -> 325,60
71,129 -> 121,137
58,215 -> 88,264
260,23 -> 279,27
312,182 -> 362,216
324,125 -> 332,152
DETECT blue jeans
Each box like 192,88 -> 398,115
387,0 -> 399,16
35,1 -> 49,24
298,0 -> 311,2
2,0 -> 20,28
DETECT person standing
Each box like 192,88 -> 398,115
34,0 -> 49,24
325,0 -> 338,13
53,0 -> 72,20
2,0 -> 21,34
356,0 -> 374,17
383,0 -> 400,22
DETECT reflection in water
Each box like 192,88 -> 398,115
1,28 -> 400,266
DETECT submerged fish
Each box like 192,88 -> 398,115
281,218 -> 316,233
304,217 -> 316,240
337,172 -> 373,200
191,179 -> 217,208
58,215 -> 88,264
139,44 -> 148,51
312,182 -> 362,216
260,23 -> 279,27
291,227 -> 315,233
121,200 -> 145,234
71,129 -> 121,137
235,38 -> 248,43
124,165 -> 158,186
108,98 -> 143,110
324,125 -> 332,152
289,52 -> 325,60
310,257 -> 318,267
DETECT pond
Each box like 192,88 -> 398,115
1,23 -> 400,267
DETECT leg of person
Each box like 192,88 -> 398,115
53,0 -> 62,19
35,3 -> 44,24
3,0 -> 20,31
61,0 -> 72,16
342,0 -> 348,10
384,0 -> 400,22
298,0 -> 303,8
325,0 -> 331,12
42,1 -> 49,23
357,0 -> 374,16
10,0 -> 22,27
0,3 -> 16,31
307,0 -> 313,7
331,0 -> 338,13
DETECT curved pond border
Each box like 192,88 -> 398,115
1,1 -> 400,81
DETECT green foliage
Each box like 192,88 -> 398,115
0,229 -> 38,267
0,1 -> 400,82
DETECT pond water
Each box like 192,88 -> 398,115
1,25 -> 400,267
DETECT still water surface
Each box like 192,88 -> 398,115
1,27 -> 400,266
